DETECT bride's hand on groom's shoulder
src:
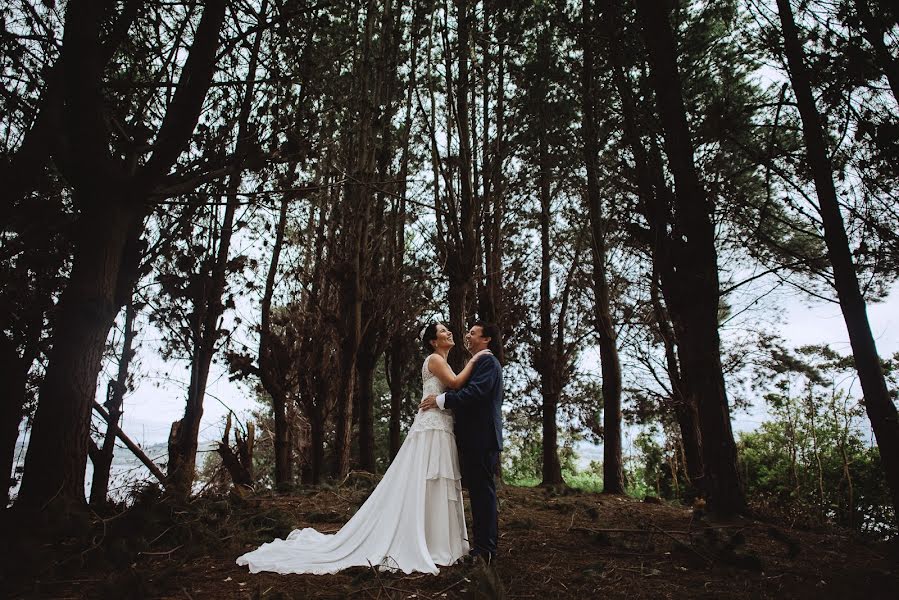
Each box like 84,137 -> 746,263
472,349 -> 492,361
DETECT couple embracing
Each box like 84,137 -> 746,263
237,321 -> 503,575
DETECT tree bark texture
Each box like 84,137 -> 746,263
601,0 -> 706,494
777,0 -> 899,526
15,0 -> 225,513
536,35 -> 563,486
17,201 -> 139,509
89,299 -> 137,505
635,0 -> 745,515
582,0 -> 625,494
167,0 -> 260,498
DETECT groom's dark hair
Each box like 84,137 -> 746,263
473,320 -> 501,355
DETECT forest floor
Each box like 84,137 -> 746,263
3,478 -> 898,599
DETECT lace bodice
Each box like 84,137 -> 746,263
409,356 -> 455,434
421,355 -> 447,397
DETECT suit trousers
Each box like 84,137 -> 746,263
461,448 -> 499,557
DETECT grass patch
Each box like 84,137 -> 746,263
503,471 -> 606,493
563,471 -> 604,492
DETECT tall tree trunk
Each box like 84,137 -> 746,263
442,0 -> 479,371
14,0 -> 225,513
252,0 -> 292,492
17,201 -> 139,509
168,1 -> 261,498
356,344 -> 378,473
259,190 -> 292,490
298,192 -> 332,485
309,356 -> 328,484
333,0 -> 379,478
635,0 -> 745,515
777,0 -> 899,525
89,299 -> 137,505
167,308 -> 217,499
536,59 -> 563,486
601,0 -> 705,494
424,7 -> 467,366
385,335 -> 407,461
354,0 -> 400,474
650,264 -> 704,495
332,207 -> 364,480
581,0 -> 624,494
0,309 -> 43,507
478,6 -> 507,363
540,388 -> 563,487
12,0 -> 140,513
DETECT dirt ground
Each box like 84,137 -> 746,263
6,481 -> 898,599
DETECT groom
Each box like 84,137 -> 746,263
420,321 -> 503,563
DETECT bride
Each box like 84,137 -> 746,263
236,323 -> 491,575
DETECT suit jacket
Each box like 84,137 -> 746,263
444,354 -> 503,451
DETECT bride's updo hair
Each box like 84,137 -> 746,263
420,323 -> 439,354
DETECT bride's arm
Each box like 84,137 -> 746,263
428,351 -> 491,390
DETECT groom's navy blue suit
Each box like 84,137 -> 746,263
442,354 -> 503,559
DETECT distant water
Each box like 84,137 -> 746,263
574,441 -> 603,470
9,439 -> 217,505
9,438 -> 604,506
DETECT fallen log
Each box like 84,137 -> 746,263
92,401 -> 167,485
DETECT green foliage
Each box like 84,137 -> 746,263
562,461 -> 604,493
626,429 -> 667,499
502,425 -> 543,486
502,420 -> 592,488
739,345 -> 896,537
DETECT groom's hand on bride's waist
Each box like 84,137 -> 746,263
419,394 -> 438,411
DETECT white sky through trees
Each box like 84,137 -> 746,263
91,281 -> 898,450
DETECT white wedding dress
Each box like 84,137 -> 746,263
236,356 -> 469,575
